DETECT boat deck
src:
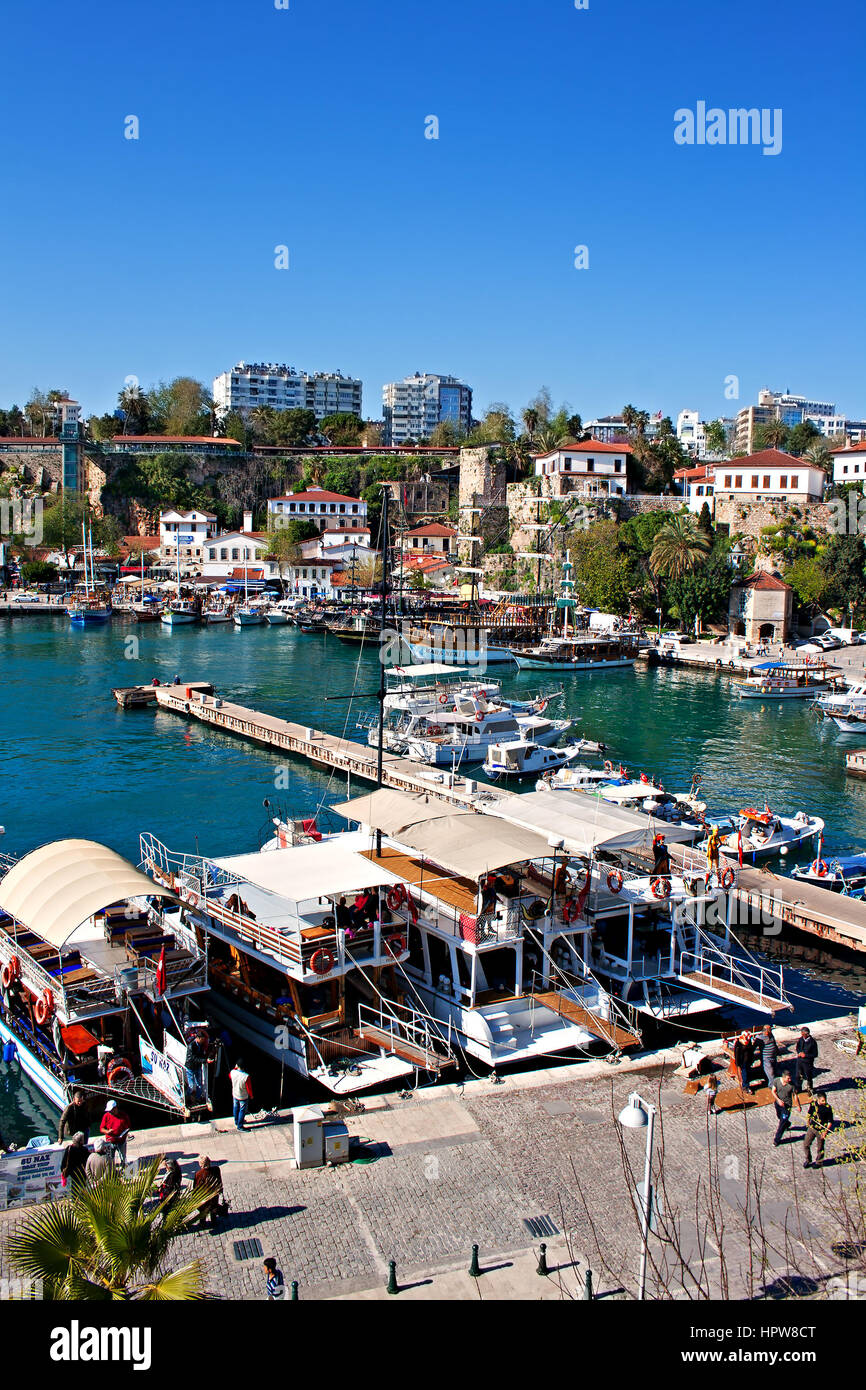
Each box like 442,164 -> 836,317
356,1022 -> 455,1072
360,845 -> 477,917
532,992 -> 641,1050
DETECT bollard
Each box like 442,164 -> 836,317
290,1280 -> 299,1301
386,1259 -> 399,1295
536,1242 -> 548,1276
469,1243 -> 481,1278
584,1268 -> 593,1301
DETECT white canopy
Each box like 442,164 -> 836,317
0,839 -> 175,948
210,831 -> 405,904
487,788 -> 696,855
333,789 -> 460,837
386,663 -> 472,680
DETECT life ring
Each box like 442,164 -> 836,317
311,948 -> 335,975
604,760 -> 613,773
428,724 -> 442,736
34,989 -> 54,1026
651,877 -> 671,899
607,869 -> 624,894
1,956 -> 21,989
812,859 -> 828,877
728,660 -> 734,668
562,899 -> 580,922
720,866 -> 735,889
386,885 -> 406,911
187,889 -> 199,909
438,693 -> 448,705
640,773 -> 649,785
106,1057 -> 134,1086
385,935 -> 406,956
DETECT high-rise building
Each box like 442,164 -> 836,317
734,388 -> 843,453
382,373 -> 472,444
213,363 -> 362,421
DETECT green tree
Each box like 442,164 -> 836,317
319,413 -> 363,445
666,548 -> 731,630
786,555 -> 831,611
428,420 -> 464,447
146,378 -> 213,436
568,521 -> 639,613
787,420 -> 821,457
466,403 -> 516,445
650,513 -> 711,580
822,534 -> 866,619
753,419 -> 790,452
87,414 -> 122,442
697,501 -> 713,536
7,1157 -> 207,1300
21,559 -> 58,585
266,408 -> 318,447
704,419 -> 729,457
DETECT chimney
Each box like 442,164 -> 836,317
243,509 -> 253,533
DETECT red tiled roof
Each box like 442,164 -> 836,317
713,449 -> 815,471
831,440 -> 866,455
111,435 -> 241,446
736,571 -> 791,592
403,523 -> 457,538
534,438 -> 630,458
270,489 -> 364,504
674,464 -> 713,480
122,535 -> 160,549
403,554 -> 452,573
230,568 -> 265,580
0,436 -> 58,444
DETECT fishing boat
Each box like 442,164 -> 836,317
708,806 -> 825,861
203,598 -> 232,624
510,563 -> 637,670
829,706 -> 866,733
0,840 -> 211,1118
790,853 -> 866,896
736,660 -> 833,699
232,567 -> 266,627
538,763 -> 626,793
483,738 -> 599,781
160,599 -> 198,627
67,522 -> 111,625
265,598 -> 302,625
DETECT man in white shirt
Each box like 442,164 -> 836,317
229,1060 -> 253,1131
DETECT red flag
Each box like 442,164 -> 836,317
737,830 -> 743,868
155,945 -> 166,997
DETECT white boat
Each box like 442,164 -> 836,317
830,705 -> 866,733
706,806 -> 825,861
405,638 -> 515,666
814,681 -> 866,715
67,521 -> 112,624
375,695 -> 572,768
233,607 -> 265,627
161,600 -> 198,626
483,738 -> 598,780
512,634 -> 638,671
537,763 -> 625,793
203,605 -> 232,624
737,661 -> 832,699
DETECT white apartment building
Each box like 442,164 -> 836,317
533,440 -> 630,495
267,487 -> 368,530
733,388 -> 842,454
713,450 -> 825,503
158,509 -> 217,562
382,373 -> 472,444
676,410 -> 707,457
831,441 -> 866,483
213,363 -> 362,420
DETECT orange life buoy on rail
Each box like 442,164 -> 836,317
720,866 -> 735,889
607,869 -> 624,894
34,989 -> 54,1026
385,935 -> 406,956
812,859 -> 828,877
1,956 -> 21,990
311,948 -> 335,976
651,877 -> 671,899
386,885 -> 406,912
106,1056 -> 134,1086
438,693 -> 448,705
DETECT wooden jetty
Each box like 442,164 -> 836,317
113,680 -> 214,709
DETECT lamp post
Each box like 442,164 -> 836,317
656,606 -> 663,637
617,1091 -> 656,1300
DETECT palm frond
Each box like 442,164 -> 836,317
135,1260 -> 205,1301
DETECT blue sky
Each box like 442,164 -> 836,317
1,0 -> 863,424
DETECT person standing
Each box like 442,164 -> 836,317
706,825 -> 721,880
732,1031 -> 753,1093
2,1037 -> 19,1068
263,1257 -> 285,1300
85,1139 -> 111,1183
99,1100 -> 131,1167
156,1158 -> 183,1213
771,1070 -> 802,1147
192,1155 -> 224,1227
803,1091 -> 834,1169
759,1025 -> 778,1088
58,1089 -> 89,1143
703,1075 -> 719,1116
60,1132 -> 89,1190
229,1059 -> 253,1131
794,1027 -> 818,1093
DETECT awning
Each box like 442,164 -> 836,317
210,831 -> 406,903
0,840 -> 176,948
486,788 -> 696,855
333,789 -> 458,837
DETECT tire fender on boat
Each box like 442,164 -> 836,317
1,956 -> 21,989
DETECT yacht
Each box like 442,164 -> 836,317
483,739 -> 599,781
704,806 -> 825,861
0,840 -> 211,1119
814,681 -> 866,717
737,661 -> 832,699
266,598 -> 303,625
161,599 -> 199,627
369,692 -> 572,767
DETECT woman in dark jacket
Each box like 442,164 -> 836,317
732,1032 -> 753,1092
156,1158 -> 183,1215
61,1132 -> 89,1189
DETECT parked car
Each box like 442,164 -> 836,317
816,634 -> 842,651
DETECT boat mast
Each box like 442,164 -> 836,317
81,519 -> 89,597
375,488 -> 390,854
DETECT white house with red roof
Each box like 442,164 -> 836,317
158,509 -> 218,562
831,440 -> 866,484
399,522 -> 456,555
532,439 -> 630,495
673,462 -> 715,513
713,449 -> 825,502
266,486 -> 367,530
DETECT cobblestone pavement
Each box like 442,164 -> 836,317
0,1016 -> 863,1300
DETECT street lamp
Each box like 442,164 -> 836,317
617,1091 -> 656,1300
656,606 -> 663,637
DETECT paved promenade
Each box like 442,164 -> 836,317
2,1015 -> 861,1301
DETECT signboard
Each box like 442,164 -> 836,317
859,1005 -> 866,1036
0,1144 -> 65,1207
138,1038 -> 186,1110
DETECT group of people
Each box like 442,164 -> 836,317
334,890 -> 385,936
57,1090 -> 132,1188
704,1025 -> 833,1167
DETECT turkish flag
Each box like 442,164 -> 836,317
737,831 -> 743,868
155,945 -> 167,997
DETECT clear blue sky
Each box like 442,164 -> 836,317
1,0 -> 863,424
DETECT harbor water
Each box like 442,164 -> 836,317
0,616 -> 863,1139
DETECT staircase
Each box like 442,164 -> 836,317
677,925 -> 790,1014
356,1000 -> 456,1073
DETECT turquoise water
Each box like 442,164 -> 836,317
0,616 -> 863,1138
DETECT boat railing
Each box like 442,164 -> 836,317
357,999 -> 455,1065
678,923 -> 787,1009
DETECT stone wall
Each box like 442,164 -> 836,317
0,444 -> 63,490
715,497 -> 838,539
506,481 -> 684,550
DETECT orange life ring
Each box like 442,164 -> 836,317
438,693 -> 448,705
385,935 -> 406,956
607,869 -> 624,894
187,889 -> 199,909
812,859 -> 828,877
562,899 -> 580,922
106,1057 -> 134,1086
386,885 -> 406,911
311,948 -> 335,975
34,989 -> 54,1026
1,956 -> 21,989
604,760 -> 613,773
651,877 -> 671,899
720,866 -> 735,889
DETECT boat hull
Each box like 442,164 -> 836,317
513,655 -> 634,672
0,1017 -> 68,1111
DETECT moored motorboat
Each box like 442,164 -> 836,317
737,661 -> 832,699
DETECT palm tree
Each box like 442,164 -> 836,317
755,419 -> 789,451
621,404 -> 638,434
7,1157 -> 207,1301
805,440 -> 832,471
522,407 -> 539,442
650,514 -> 711,581
118,384 -> 147,435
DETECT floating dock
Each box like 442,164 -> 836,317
113,680 -> 214,708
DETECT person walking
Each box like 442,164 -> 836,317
192,1155 -> 224,1227
229,1059 -> 253,1131
759,1024 -> 778,1087
771,1070 -> 802,1146
156,1158 -> 183,1214
703,1074 -> 719,1116
60,1132 -> 89,1190
803,1091 -> 834,1169
794,1027 -> 818,1093
732,1031 -> 753,1093
99,1100 -> 131,1168
85,1139 -> 111,1183
58,1088 -> 89,1142
263,1257 -> 285,1300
